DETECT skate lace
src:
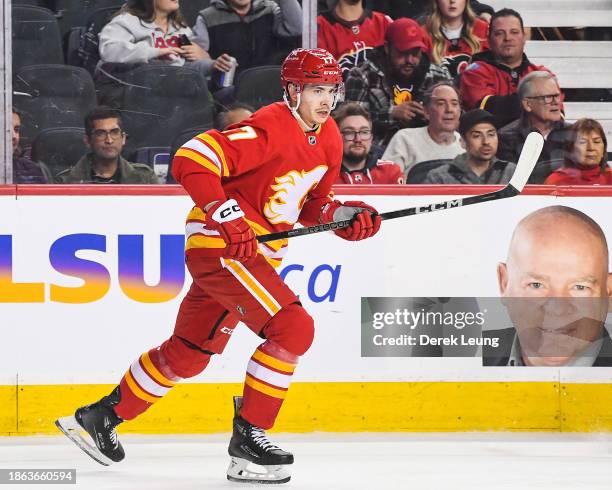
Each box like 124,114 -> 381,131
251,427 -> 280,452
109,428 -> 118,448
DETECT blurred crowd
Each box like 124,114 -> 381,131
11,0 -> 612,186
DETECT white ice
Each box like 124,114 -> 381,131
0,433 -> 610,490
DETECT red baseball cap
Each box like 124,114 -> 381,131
384,18 -> 427,52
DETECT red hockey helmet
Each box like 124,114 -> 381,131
281,48 -> 343,92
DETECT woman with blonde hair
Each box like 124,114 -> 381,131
544,118 -> 612,185
425,0 -> 489,79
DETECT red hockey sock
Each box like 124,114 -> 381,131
240,341 -> 299,429
113,347 -> 181,421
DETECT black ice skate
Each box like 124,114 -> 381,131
55,386 -> 125,466
227,396 -> 293,484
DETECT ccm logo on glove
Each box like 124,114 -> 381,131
206,199 -> 257,262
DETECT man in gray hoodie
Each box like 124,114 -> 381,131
192,0 -> 302,80
423,109 -> 516,185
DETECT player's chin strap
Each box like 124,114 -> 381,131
283,89 -> 317,132
283,83 -> 343,132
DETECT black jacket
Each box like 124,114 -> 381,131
483,327 -> 612,367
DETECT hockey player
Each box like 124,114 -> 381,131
55,48 -> 382,484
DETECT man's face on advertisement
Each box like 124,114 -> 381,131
497,207 -> 612,366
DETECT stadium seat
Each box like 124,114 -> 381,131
54,0 -> 125,37
128,146 -> 171,183
181,0 -> 211,27
234,66 -> 283,110
166,126 -> 213,184
406,159 -> 453,184
121,65 -> 215,156
13,65 -> 97,147
12,6 -> 63,71
30,127 -> 87,179
529,159 -> 564,184
65,5 -> 123,74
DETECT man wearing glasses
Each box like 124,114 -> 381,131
497,71 -> 571,175
333,102 -> 403,184
57,107 -> 159,184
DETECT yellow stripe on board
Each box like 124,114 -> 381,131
6,382 -> 612,435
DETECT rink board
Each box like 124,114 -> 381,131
1,185 -> 612,434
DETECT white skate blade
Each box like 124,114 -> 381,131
55,416 -> 114,466
227,456 -> 291,484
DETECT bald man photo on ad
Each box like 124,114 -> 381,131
483,205 -> 612,367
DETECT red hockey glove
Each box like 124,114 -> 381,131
321,200 -> 382,241
205,199 -> 257,262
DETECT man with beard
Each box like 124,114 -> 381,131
423,108 -> 515,184
344,17 -> 451,146
57,106 -> 158,184
484,206 -> 612,366
333,102 -> 403,184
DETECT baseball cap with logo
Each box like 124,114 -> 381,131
384,18 -> 427,53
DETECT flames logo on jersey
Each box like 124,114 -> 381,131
393,85 -> 413,105
264,166 -> 328,225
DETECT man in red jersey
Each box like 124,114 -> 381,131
460,8 -> 560,127
317,0 -> 391,63
55,48 -> 381,485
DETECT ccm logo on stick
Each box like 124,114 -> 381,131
415,200 -> 463,214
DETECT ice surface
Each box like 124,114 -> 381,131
0,432 -> 610,490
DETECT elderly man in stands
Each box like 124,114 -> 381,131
57,107 -> 158,184
497,71 -> 571,166
460,8 -> 559,127
424,109 -> 515,184
382,81 -> 464,178
344,17 -> 450,146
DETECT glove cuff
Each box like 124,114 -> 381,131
208,199 -> 245,223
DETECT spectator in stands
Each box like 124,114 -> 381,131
367,0 -> 494,23
544,119 -> 612,185
424,0 -> 489,80
344,17 -> 451,146
215,102 -> 255,130
460,9 -> 558,127
12,108 -> 52,184
317,0 -> 391,65
382,81 -> 464,177
424,109 -> 515,184
57,107 -> 159,184
192,0 -> 301,88
333,103 -> 403,184
498,71 -> 570,165
99,0 -> 212,75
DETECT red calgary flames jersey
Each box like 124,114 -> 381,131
172,102 -> 343,267
317,10 -> 392,60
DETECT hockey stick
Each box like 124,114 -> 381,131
257,132 -> 544,244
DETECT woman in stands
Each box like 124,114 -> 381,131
544,118 -> 612,185
424,0 -> 489,80
99,0 -> 214,76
